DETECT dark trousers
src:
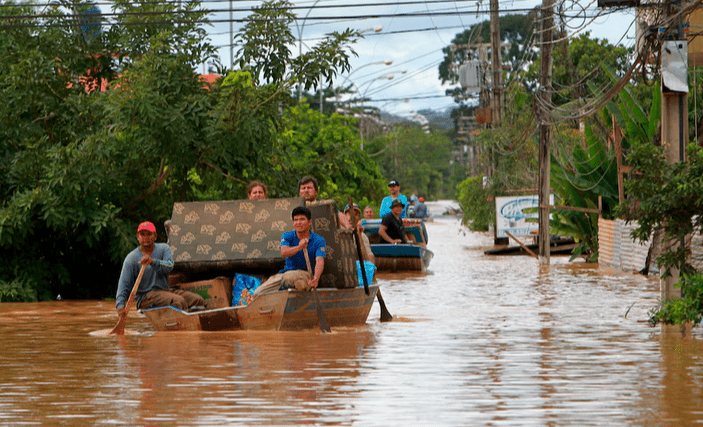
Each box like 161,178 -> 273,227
140,289 -> 205,311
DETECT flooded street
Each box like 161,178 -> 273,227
1,213 -> 702,426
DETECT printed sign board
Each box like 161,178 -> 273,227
495,195 -> 553,238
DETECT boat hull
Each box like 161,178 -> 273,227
141,285 -> 379,332
371,244 -> 434,272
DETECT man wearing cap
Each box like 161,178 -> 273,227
378,180 -> 408,219
416,196 -> 429,219
115,221 -> 205,317
378,199 -> 407,244
344,203 -> 375,264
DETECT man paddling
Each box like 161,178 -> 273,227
253,206 -> 327,295
280,206 -> 326,290
115,221 -> 204,318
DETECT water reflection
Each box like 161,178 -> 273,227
0,217 -> 702,426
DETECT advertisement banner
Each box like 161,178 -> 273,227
495,195 -> 553,238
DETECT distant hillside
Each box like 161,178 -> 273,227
380,107 -> 454,131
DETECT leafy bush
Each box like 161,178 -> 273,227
649,272 -> 703,326
456,176 -> 493,231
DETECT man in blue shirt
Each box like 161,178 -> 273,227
279,206 -> 326,290
378,180 -> 408,219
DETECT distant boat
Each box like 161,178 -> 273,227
362,218 -> 434,272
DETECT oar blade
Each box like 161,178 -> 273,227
377,290 -> 393,322
108,317 -> 126,335
313,288 -> 331,333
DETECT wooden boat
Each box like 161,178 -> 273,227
140,198 -> 384,332
362,218 -> 434,272
141,285 -> 379,332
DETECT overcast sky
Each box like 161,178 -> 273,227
200,0 -> 638,119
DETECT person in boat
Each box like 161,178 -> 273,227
298,175 -> 352,229
410,189 -> 419,206
378,180 -> 408,219
298,176 -> 318,203
415,197 -> 429,219
253,205 -> 327,296
378,199 -> 407,244
406,199 -> 417,218
363,205 -> 375,219
247,181 -> 268,200
115,221 -> 205,317
344,203 -> 375,264
280,205 -> 326,289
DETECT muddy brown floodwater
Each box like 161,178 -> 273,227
1,215 -> 702,426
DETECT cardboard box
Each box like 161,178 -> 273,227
177,277 -> 233,309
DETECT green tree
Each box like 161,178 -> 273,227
366,124 -> 455,200
0,0 -> 363,302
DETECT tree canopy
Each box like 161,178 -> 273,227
0,0 -> 377,302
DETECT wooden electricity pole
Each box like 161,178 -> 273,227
660,1 -> 688,301
538,0 -> 555,264
490,0 -> 503,126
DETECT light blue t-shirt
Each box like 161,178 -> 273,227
379,194 -> 409,219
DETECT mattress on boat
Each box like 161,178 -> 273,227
167,198 -> 357,288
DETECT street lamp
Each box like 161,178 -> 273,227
294,0 -> 323,102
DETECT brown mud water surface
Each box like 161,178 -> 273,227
1,215 -> 702,426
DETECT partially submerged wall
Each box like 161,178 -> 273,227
598,218 -> 659,274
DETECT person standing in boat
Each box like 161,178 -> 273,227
298,176 -> 318,202
247,181 -> 268,200
298,175 -> 351,229
363,205 -> 375,219
378,199 -> 407,244
378,180 -> 408,219
115,221 -> 205,318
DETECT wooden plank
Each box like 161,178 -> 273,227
613,117 -> 625,203
540,204 -> 601,214
505,231 -> 539,259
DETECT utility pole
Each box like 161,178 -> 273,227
660,0 -> 688,301
490,0 -> 503,126
537,0 -> 555,265
229,0 -> 233,69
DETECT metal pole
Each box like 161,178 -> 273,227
229,0 -> 233,69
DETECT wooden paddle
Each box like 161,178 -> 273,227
347,196 -> 393,322
303,246 -> 331,333
109,263 -> 146,335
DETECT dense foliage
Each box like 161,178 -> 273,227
0,0 -> 378,301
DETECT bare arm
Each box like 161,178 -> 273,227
309,256 -> 325,288
281,238 -> 308,258
378,225 -> 402,244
